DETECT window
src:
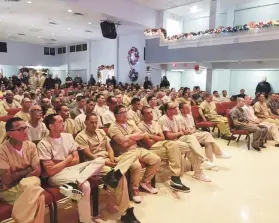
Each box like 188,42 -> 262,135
58,48 -> 62,54
70,45 -> 75,53
82,43 -> 87,51
44,47 -> 49,55
76,44 -> 82,52
166,18 -> 182,36
62,47 -> 66,53
50,48 -> 55,56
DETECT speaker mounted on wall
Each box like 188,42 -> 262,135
0,42 -> 7,53
100,21 -> 120,39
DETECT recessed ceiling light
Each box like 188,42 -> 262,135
68,9 -> 72,12
190,5 -> 198,13
7,34 -> 11,36
31,24 -> 35,27
68,28 -> 71,30
37,37 -> 42,39
27,1 -> 32,3
52,33 -> 55,35
88,22 -> 92,25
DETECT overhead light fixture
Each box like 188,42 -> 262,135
68,9 -> 72,12
7,34 -> 11,36
88,22 -> 92,25
27,1 -> 32,3
37,37 -> 42,39
171,69 -> 185,72
52,33 -> 55,35
68,28 -> 71,30
190,5 -> 198,13
31,24 -> 35,27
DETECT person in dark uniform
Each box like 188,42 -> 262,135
74,74 -> 83,88
54,75 -> 62,88
65,74 -> 73,88
88,74 -> 96,86
256,76 -> 271,98
43,74 -> 55,90
160,76 -> 170,88
143,76 -> 153,89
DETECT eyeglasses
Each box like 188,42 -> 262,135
116,111 -> 127,116
10,126 -> 28,132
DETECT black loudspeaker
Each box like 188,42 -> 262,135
100,21 -> 117,39
0,42 -> 7,52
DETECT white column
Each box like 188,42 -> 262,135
209,0 -> 221,29
206,69 -> 213,93
87,41 -> 91,82
155,10 -> 164,28
226,6 -> 235,27
66,45 -> 70,74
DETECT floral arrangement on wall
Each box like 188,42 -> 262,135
97,64 -> 114,81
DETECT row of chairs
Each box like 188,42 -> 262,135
191,102 -> 251,150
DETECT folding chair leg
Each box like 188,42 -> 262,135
91,187 -> 99,217
48,204 -> 54,223
53,202 -> 58,223
247,135 -> 251,150
212,127 -> 215,133
227,134 -> 234,146
126,170 -> 133,201
237,135 -> 241,142
218,128 -> 221,138
151,176 -> 156,188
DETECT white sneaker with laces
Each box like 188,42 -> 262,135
202,161 -> 216,170
216,152 -> 232,159
140,182 -> 158,194
193,172 -> 212,182
132,187 -> 141,203
60,184 -> 84,201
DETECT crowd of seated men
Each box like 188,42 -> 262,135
1,73 -> 279,223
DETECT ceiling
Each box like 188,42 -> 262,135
0,0 -> 145,46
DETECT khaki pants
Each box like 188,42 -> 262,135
0,176 -> 45,223
207,114 -> 231,137
126,148 -> 161,188
48,159 -> 105,223
263,118 -> 279,128
261,122 -> 279,142
194,131 -> 222,162
150,140 -> 182,176
235,124 -> 268,148
101,166 -> 132,215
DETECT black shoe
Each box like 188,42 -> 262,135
170,176 -> 190,193
121,207 -> 141,223
275,144 -> 279,147
230,136 -> 237,140
102,169 -> 119,188
221,135 -> 233,141
260,145 -> 266,148
252,146 -> 261,151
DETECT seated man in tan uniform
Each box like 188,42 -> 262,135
138,106 -> 190,192
127,97 -> 142,125
199,93 -> 236,140
230,98 -> 268,151
179,103 -> 231,169
0,117 -> 45,223
75,113 -> 140,222
102,95 -> 117,128
93,93 -> 109,117
243,96 -> 279,147
254,93 -> 279,128
70,95 -> 86,119
44,97 -> 62,116
147,95 -> 162,122
159,102 -> 213,182
37,114 -> 109,223
108,104 -> 161,203
26,105 -> 49,144
14,98 -> 31,122
1,90 -> 22,109
57,104 -> 78,136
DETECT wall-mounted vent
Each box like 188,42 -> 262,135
73,12 -> 84,16
49,22 -> 57,25
18,33 -> 25,36
85,30 -> 92,33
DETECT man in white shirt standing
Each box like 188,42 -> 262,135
243,96 -> 279,147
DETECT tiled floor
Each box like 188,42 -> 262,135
46,137 -> 279,223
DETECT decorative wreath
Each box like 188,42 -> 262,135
129,69 -> 138,82
128,47 -> 139,66
97,64 -> 114,81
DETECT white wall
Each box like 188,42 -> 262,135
181,70 -> 207,90
118,33 -> 146,84
166,71 -> 181,90
68,51 -> 88,70
0,41 -> 60,67
0,65 -> 20,77
90,39 -> 118,80
212,69 -> 231,94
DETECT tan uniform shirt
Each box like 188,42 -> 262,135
14,111 -> 30,122
37,133 -> 78,161
138,121 -> 162,135
179,114 -> 196,131
0,100 -> 22,109
75,113 -> 102,132
14,95 -> 24,103
45,108 -> 56,116
93,104 -> 109,117
199,101 -> 218,117
158,114 -> 183,135
253,101 -> 272,118
123,95 -> 131,107
178,97 -> 192,106
0,121 -> 7,143
108,121 -> 139,155
64,118 -> 78,136
0,105 -> 8,116
102,110 -> 115,125
140,97 -> 148,107
151,107 -> 162,122
127,109 -> 141,125
26,121 -> 49,142
75,129 -> 108,160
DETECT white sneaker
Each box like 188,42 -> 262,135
60,184 -> 84,201
193,172 -> 212,182
216,152 -> 232,159
202,161 -> 216,170
132,187 -> 141,203
140,182 -> 158,194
